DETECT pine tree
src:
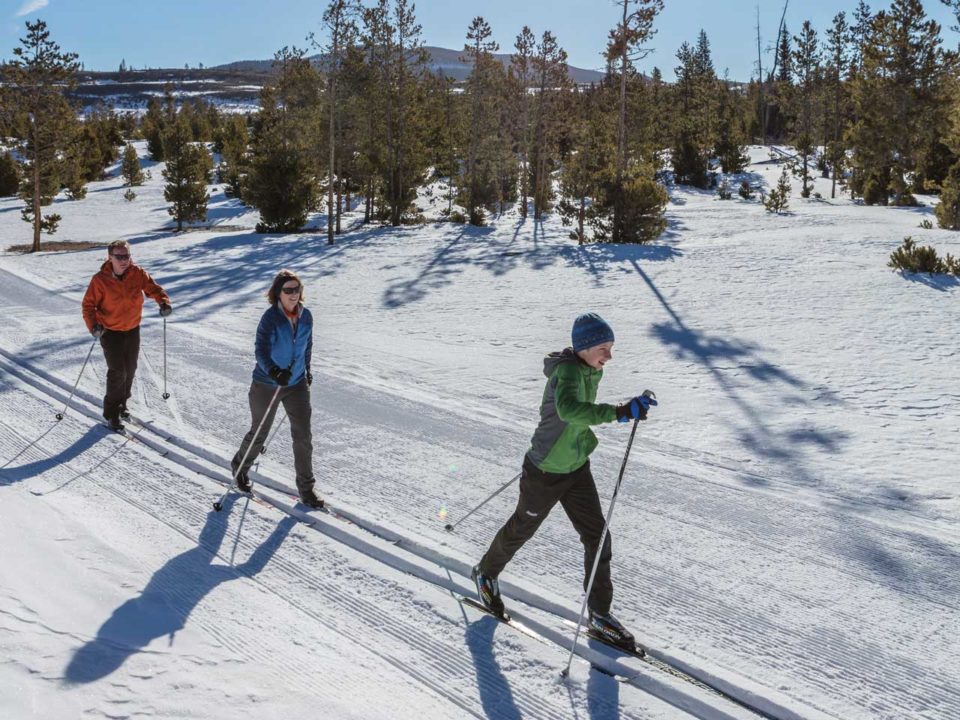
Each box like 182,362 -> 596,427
246,48 -> 322,232
847,0 -> 951,206
825,11 -> 851,199
6,20 -> 80,251
530,30 -> 570,219
0,152 -> 21,197
162,114 -> 212,231
764,167 -> 792,213
462,16 -> 502,225
790,21 -> 821,198
121,143 -> 144,186
215,115 -> 249,199
671,34 -> 716,187
935,165 -> 960,229
714,76 -> 749,173
511,26 -> 536,218
143,97 -> 167,161
312,0 -> 360,244
605,0 -> 663,242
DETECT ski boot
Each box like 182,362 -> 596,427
471,565 -> 506,618
299,487 -> 324,509
588,609 -> 637,653
231,458 -> 252,493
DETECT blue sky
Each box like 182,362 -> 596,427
3,0 -> 958,80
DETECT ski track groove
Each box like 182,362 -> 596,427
0,388 -> 645,720
4,311 -> 958,719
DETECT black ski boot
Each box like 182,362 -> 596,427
299,487 -> 324,509
119,404 -> 131,421
106,415 -> 125,433
471,565 -> 505,617
588,609 -> 636,651
230,458 -> 252,493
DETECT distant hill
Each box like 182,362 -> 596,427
214,45 -> 607,84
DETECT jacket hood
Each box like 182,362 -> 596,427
543,347 -> 579,378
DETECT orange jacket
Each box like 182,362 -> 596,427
82,261 -> 170,332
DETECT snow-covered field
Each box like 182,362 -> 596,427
1,144 -> 958,719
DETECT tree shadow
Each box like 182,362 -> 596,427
63,498 -> 296,684
631,259 -> 849,486
0,425 -> 105,486
897,271 -> 960,291
463,615 -> 522,719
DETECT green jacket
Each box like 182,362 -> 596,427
526,348 -> 618,474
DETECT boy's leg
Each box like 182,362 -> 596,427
280,380 -> 315,496
99,330 -> 127,420
232,382 -> 282,474
559,461 -> 613,614
478,457 -> 564,577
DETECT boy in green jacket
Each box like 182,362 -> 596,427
472,313 -> 656,648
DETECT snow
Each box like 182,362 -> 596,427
1,142 -> 958,719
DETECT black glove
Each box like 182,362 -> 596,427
159,303 -> 172,317
616,393 -> 658,422
270,366 -> 292,386
91,323 -> 104,339
307,371 -> 313,387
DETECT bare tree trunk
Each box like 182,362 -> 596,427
613,0 -> 629,243
578,196 -> 585,245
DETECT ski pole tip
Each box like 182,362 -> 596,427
444,523 -> 454,532
55,413 -> 63,420
213,502 -> 222,512
162,393 -> 170,400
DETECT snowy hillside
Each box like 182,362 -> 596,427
1,143 -> 958,719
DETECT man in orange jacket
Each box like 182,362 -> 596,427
82,240 -> 172,431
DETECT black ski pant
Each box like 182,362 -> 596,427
100,326 -> 140,421
232,379 -> 315,496
478,456 -> 614,614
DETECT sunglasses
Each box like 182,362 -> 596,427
111,253 -> 130,261
280,285 -> 301,295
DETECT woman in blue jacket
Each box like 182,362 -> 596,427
231,269 -> 322,508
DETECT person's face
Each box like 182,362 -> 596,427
279,280 -> 301,312
109,247 -> 131,274
577,341 -> 613,370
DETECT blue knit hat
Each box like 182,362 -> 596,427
571,313 -> 615,352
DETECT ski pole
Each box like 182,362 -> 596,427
561,390 -> 655,678
444,471 -> 521,532
161,317 -> 170,400
55,334 -> 99,421
213,384 -> 283,512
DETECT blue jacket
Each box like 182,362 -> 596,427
252,303 -> 313,386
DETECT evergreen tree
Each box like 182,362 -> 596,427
121,143 -> 144,186
825,11 -> 852,199
162,114 -> 212,231
246,48 -> 322,232
143,97 -> 167,160
462,16 -> 502,225
847,0 -> 951,206
530,30 -> 570,219
511,26 -> 536,218
671,34 -> 716,187
790,21 -> 821,198
6,20 -> 79,250
0,152 -> 21,197
606,0 -> 663,241
714,76 -> 749,173
215,115 -> 249,200
764,167 -> 792,213
313,0 -> 360,243
935,164 -> 960,229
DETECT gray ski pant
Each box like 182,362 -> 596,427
478,456 -> 614,614
233,379 -> 315,495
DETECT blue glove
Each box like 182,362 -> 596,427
616,392 -> 658,422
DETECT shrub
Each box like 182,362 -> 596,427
764,169 -> 791,214
888,236 -> 960,275
738,181 -> 755,200
124,188 -> 137,202
717,180 -> 732,200
919,219 -> 934,230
